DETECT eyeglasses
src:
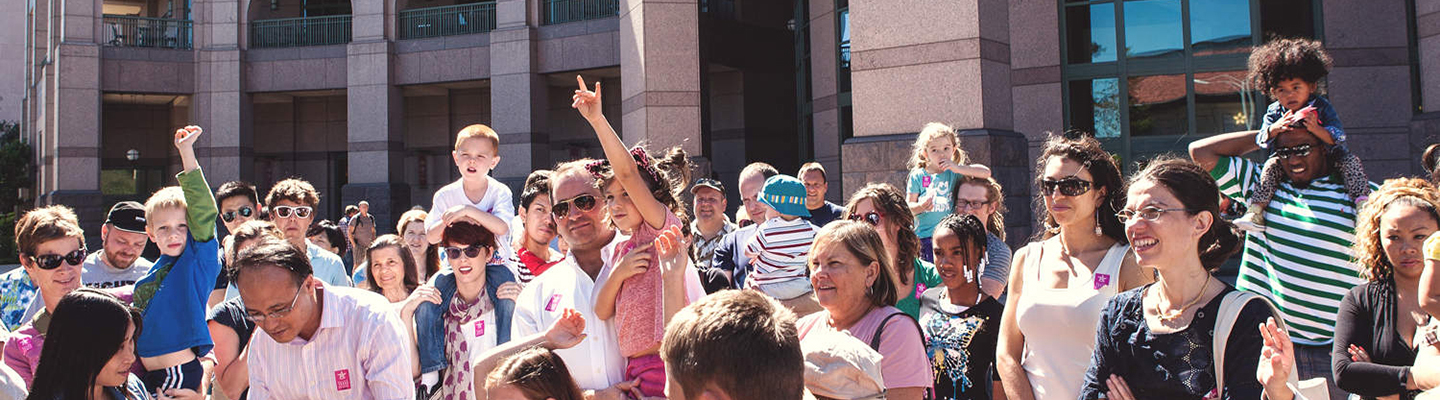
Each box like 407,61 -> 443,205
28,248 -> 87,270
551,194 -> 598,218
1115,207 -> 1197,224
221,206 -> 255,223
443,244 -> 491,259
272,206 -> 314,219
1040,177 -> 1093,197
955,199 -> 991,211
1273,144 -> 1312,159
245,285 -> 304,323
848,211 -> 882,227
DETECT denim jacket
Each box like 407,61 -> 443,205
415,264 -> 516,373
1257,95 -> 1346,149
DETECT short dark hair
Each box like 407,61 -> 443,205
521,170 -> 553,209
265,178 -> 320,208
307,219 -> 349,255
442,220 -> 497,250
216,181 -> 261,207
661,290 -> 804,400
233,237 -> 313,286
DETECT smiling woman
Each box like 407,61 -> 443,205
25,288 -> 160,400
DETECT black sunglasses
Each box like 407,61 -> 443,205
552,194 -> 598,218
1273,144 -> 1313,159
221,206 -> 255,223
1040,177 -> 1093,197
848,211 -> 882,227
443,244 -> 491,260
29,248 -> 87,270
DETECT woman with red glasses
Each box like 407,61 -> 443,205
995,130 -> 1152,400
842,182 -> 941,320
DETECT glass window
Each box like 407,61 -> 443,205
1065,2 -> 1117,64
1127,74 -> 1188,136
1190,0 -> 1252,56
1068,79 -> 1122,138
1194,70 -> 1257,133
838,9 -> 850,69
1122,0 -> 1183,61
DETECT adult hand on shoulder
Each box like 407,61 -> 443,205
572,75 -> 604,123
544,308 -> 587,350
401,284 -> 443,318
495,282 -> 523,301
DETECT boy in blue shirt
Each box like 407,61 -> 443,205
132,125 -> 222,393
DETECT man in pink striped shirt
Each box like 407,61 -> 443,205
234,238 -> 413,400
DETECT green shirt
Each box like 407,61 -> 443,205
895,258 -> 943,319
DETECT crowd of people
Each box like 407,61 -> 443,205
6,37 -> 1440,400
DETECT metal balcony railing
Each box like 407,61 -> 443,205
399,2 -> 497,40
543,0 -> 619,25
103,15 -> 193,49
250,15 -> 353,49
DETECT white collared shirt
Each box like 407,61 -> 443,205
247,285 -> 413,400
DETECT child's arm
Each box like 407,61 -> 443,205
905,170 -> 935,214
593,243 -> 655,321
572,75 -> 671,231
175,126 -> 218,243
441,206 -> 510,238
656,227 -> 690,325
944,159 -> 992,179
1310,101 -> 1346,145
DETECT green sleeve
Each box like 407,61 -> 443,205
176,167 -> 218,242
914,259 -> 944,288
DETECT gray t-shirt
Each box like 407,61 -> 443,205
81,250 -> 154,289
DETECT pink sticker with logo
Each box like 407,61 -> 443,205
922,175 -> 932,188
334,369 -> 352,391
916,283 -> 927,298
545,294 -> 563,312
1094,273 -> 1111,290
474,320 -> 486,337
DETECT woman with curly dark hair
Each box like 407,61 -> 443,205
1235,37 -> 1370,233
842,182 -> 941,320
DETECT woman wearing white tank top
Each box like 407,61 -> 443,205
996,132 -> 1153,400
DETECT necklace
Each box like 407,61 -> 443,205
1153,277 -> 1211,321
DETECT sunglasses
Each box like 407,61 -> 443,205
551,194 -> 598,218
848,211 -> 882,227
273,206 -> 313,219
1273,144 -> 1312,159
1040,177 -> 1093,197
221,206 -> 255,223
443,244 -> 491,259
29,248 -> 87,270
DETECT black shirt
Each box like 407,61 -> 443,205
802,201 -> 846,230
1333,280 -> 1422,399
207,296 -> 256,400
1080,285 -> 1273,400
919,288 -> 1002,400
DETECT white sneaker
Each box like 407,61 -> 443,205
1233,211 -> 1266,233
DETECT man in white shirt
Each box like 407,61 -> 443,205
513,159 -> 704,397
235,238 -> 412,400
82,202 -> 154,289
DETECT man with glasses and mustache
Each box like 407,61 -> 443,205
265,178 -> 353,287
1192,127 -> 1378,399
81,202 -> 154,289
233,237 -> 413,400
512,159 -> 705,397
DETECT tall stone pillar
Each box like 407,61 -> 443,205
47,0 -> 105,242
191,0 -> 252,185
806,0 -> 843,201
619,0 -> 702,156
343,0 -> 408,233
488,0 -> 548,192
1412,0 -> 1440,176
1321,0 -> 1418,178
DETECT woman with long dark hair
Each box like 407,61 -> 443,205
27,288 -> 200,400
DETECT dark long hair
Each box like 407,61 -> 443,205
485,346 -> 586,400
1033,130 -> 1127,243
1128,157 -> 1242,272
843,183 -> 921,284
26,288 -> 143,400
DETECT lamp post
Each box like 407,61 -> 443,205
126,149 -> 140,185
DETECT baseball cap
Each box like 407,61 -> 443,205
106,201 -> 147,233
690,178 -> 726,194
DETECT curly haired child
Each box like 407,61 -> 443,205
906,122 -> 992,261
1236,37 -> 1370,232
571,75 -> 701,398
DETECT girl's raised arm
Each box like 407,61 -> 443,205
572,75 -> 671,230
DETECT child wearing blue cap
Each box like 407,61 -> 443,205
743,174 -> 819,300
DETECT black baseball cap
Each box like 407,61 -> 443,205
106,201 -> 147,233
690,178 -> 726,194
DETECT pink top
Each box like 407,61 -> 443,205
796,305 -> 934,391
3,288 -> 133,388
612,212 -> 683,357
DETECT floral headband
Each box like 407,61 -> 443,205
585,146 -> 662,184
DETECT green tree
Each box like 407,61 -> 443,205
0,121 -> 34,263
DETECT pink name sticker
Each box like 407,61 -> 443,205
922,175 -> 932,188
474,320 -> 486,337
545,294 -> 563,312
916,283 -> 927,298
334,369 -> 352,391
1094,273 -> 1111,290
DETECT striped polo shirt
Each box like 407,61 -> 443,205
1211,156 -> 1375,345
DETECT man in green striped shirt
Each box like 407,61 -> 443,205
1192,128 -> 1374,400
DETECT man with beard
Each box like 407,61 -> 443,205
82,202 -> 154,289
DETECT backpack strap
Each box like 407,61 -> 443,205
871,310 -> 922,351
1213,290 -> 1299,398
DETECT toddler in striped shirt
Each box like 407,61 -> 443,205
745,175 -> 819,300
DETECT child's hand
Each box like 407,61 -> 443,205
917,193 -> 935,212
613,242 -> 655,281
174,125 -> 203,150
571,75 -> 604,123
495,281 -> 523,301
937,158 -> 956,173
441,205 -> 483,227
655,226 -> 690,278
544,308 -> 587,349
